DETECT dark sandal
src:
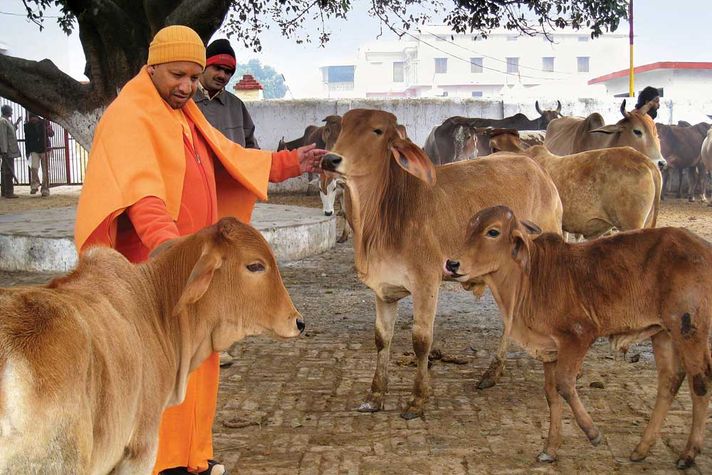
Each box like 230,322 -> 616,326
160,461 -> 226,475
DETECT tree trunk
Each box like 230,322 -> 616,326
0,0 -> 232,151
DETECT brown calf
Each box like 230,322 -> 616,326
0,218 -> 303,474
321,109 -> 562,419
445,206 -> 712,468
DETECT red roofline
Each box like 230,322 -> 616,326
588,62 -> 712,85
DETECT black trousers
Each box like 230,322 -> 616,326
1,155 -> 15,197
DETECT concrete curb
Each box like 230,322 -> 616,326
0,204 -> 335,273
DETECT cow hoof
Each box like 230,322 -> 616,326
589,431 -> 603,446
357,401 -> 382,413
536,452 -> 556,463
676,456 -> 695,469
629,449 -> 648,462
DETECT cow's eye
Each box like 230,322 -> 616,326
486,229 -> 500,238
373,128 -> 383,136
633,129 -> 643,137
246,262 -> 265,272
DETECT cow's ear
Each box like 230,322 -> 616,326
520,220 -> 542,235
589,125 -> 621,135
149,236 -> 185,259
510,229 -> 532,274
390,137 -> 437,186
174,245 -> 223,315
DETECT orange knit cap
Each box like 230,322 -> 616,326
147,25 -> 206,69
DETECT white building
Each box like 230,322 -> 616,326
319,25 -> 628,99
588,62 -> 712,99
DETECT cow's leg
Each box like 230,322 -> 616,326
677,367 -> 712,468
631,332 -> 685,462
661,167 -> 669,200
110,444 -> 158,475
402,284 -> 439,420
688,166 -> 699,202
477,336 -> 507,389
555,338 -> 601,445
358,295 -> 398,413
674,321 -> 712,468
537,361 -> 563,463
677,168 -> 684,199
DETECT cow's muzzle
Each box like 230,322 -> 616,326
444,259 -> 465,278
657,159 -> 667,171
296,318 -> 306,334
321,153 -> 343,172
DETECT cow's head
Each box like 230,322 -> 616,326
589,100 -> 665,166
164,218 -> 304,345
321,115 -> 343,150
487,129 -> 525,153
535,100 -> 563,129
444,206 -> 542,282
322,109 -> 436,186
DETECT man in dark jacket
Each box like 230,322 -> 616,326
194,39 -> 260,149
23,112 -> 54,196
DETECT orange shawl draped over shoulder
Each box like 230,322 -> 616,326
75,66 -> 272,251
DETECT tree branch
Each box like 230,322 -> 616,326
0,55 -> 94,119
167,0 -> 231,41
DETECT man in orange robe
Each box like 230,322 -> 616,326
74,25 -> 325,475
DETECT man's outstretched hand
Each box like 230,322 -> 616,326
296,143 -> 327,174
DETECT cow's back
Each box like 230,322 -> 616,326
545,116 -> 582,155
430,155 -> 562,252
0,253 -> 152,474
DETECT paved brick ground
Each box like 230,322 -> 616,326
3,199 -> 712,474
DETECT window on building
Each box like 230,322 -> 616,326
542,57 -> 555,72
435,58 -> 448,74
507,35 -> 518,42
471,91 -> 483,97
393,62 -> 404,82
471,57 -> 483,73
577,56 -> 590,73
578,35 -> 590,42
326,65 -> 355,83
506,57 -> 519,74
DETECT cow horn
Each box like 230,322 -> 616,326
620,99 -> 631,119
535,101 -> 543,115
556,100 -> 562,113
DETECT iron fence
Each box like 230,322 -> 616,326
0,98 -> 88,186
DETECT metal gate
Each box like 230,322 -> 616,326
0,98 -> 88,186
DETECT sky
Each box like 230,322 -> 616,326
0,0 -> 710,98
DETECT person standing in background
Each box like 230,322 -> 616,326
0,105 -> 21,199
24,112 -> 54,197
194,39 -> 259,149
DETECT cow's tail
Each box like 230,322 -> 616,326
648,161 -> 662,228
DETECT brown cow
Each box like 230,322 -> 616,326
0,218 -> 303,474
656,122 -> 710,201
321,109 -> 562,418
544,100 -> 666,169
489,136 -> 662,240
445,206 -> 712,468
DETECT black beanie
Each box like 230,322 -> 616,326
206,39 -> 235,60
635,86 -> 660,109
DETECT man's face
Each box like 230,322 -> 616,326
201,64 -> 234,94
650,96 -> 661,110
147,61 -> 203,109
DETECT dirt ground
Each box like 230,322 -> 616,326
2,194 -> 712,473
